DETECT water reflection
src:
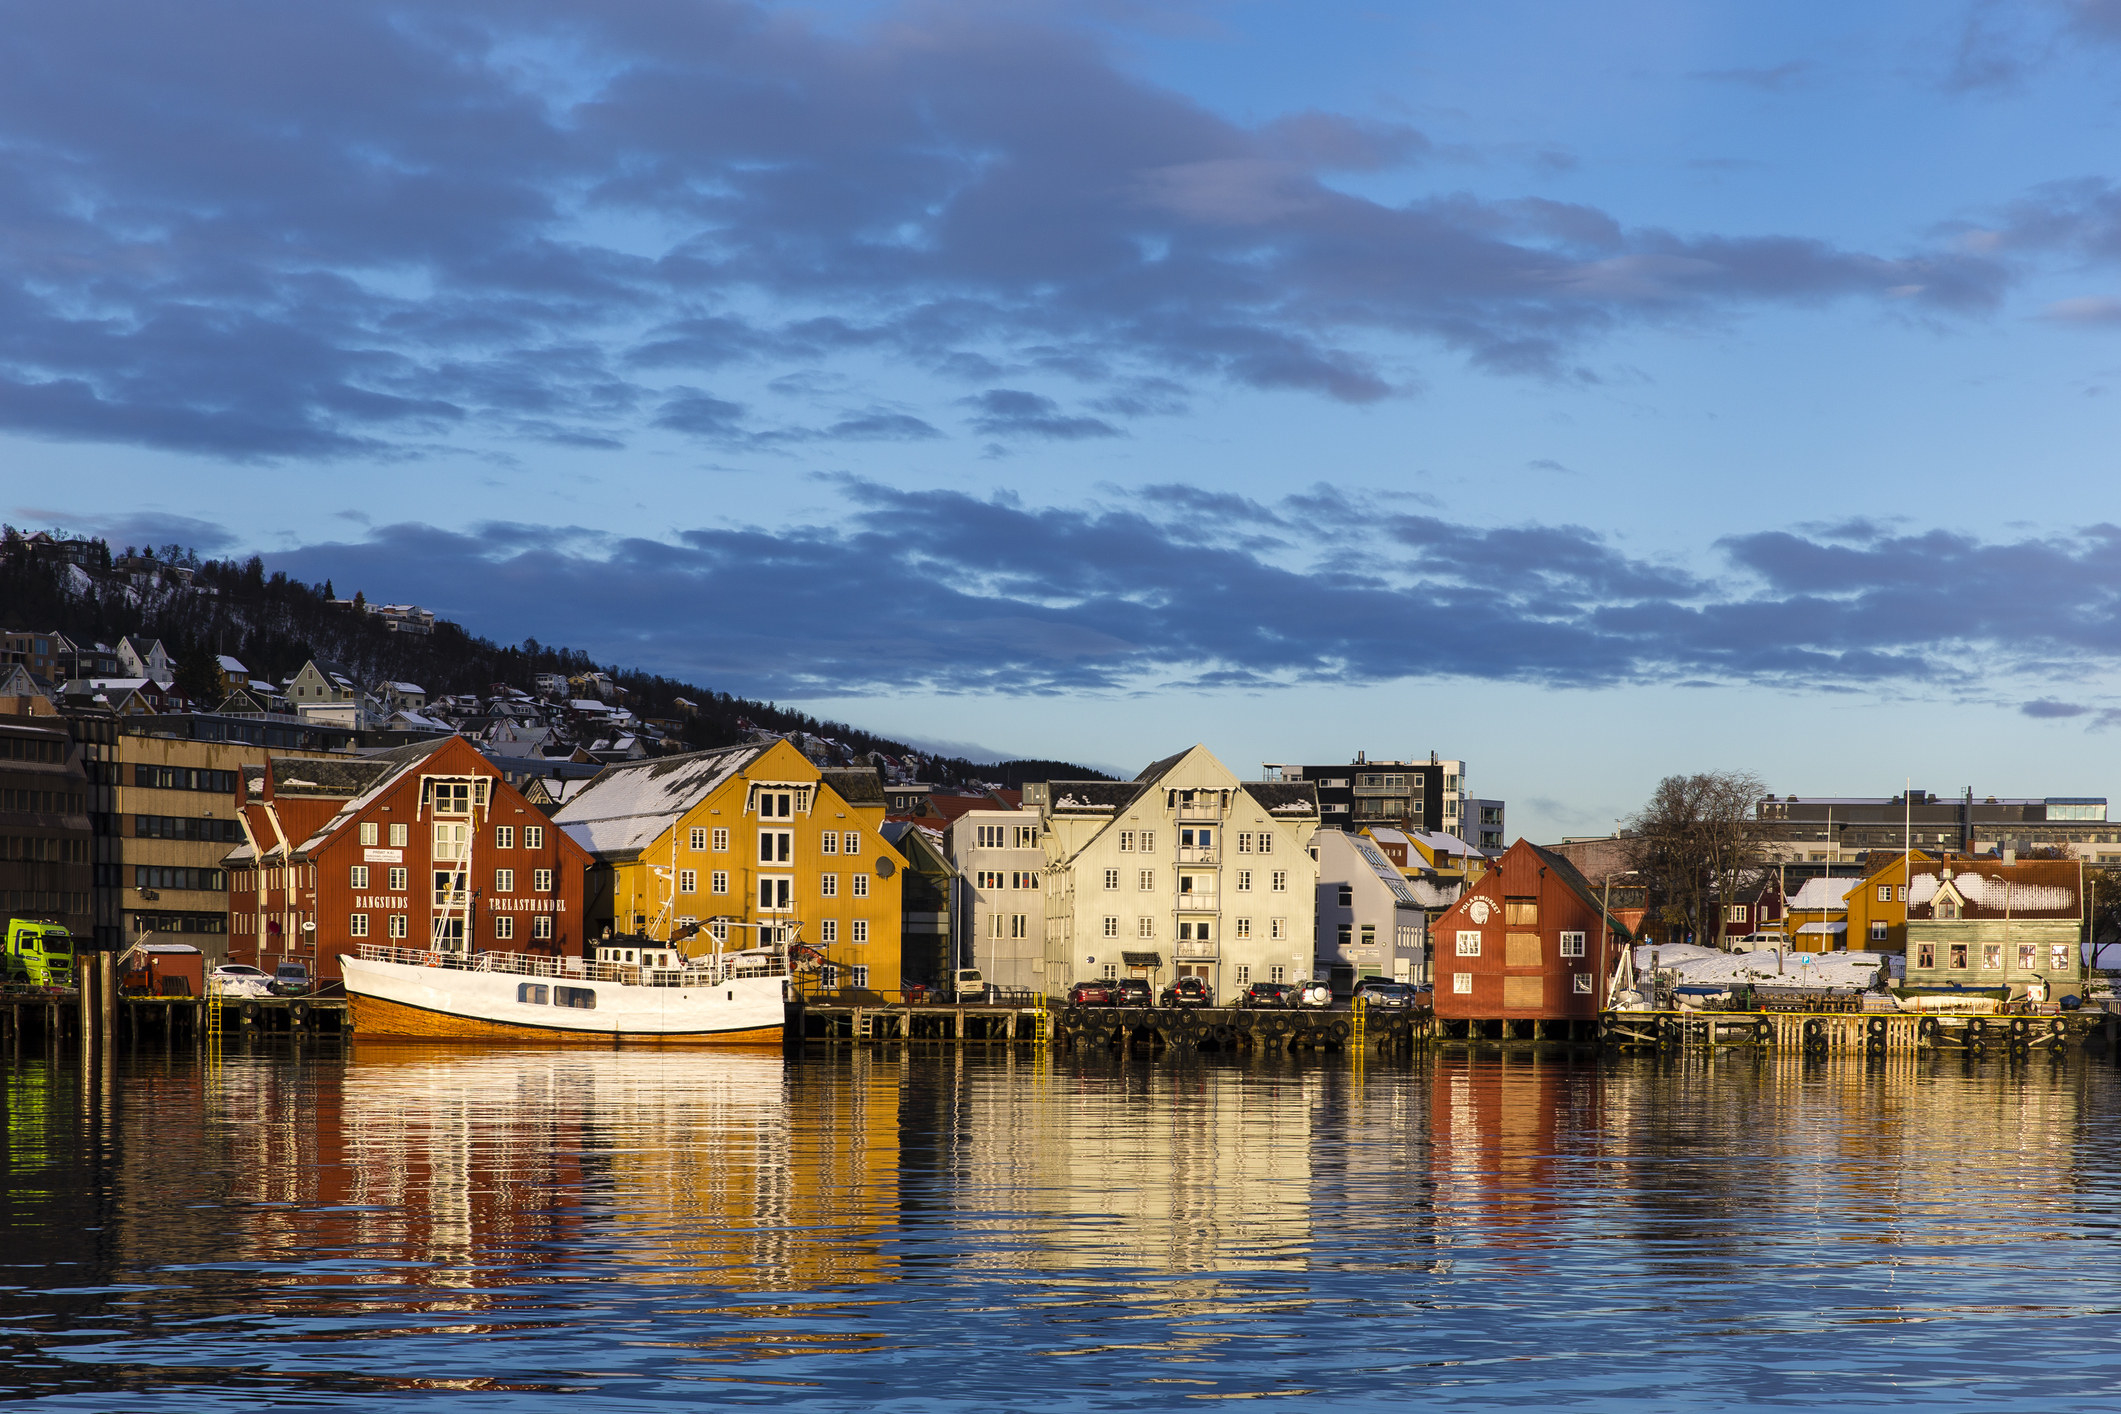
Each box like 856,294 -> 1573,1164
1,1043 -> 2117,1410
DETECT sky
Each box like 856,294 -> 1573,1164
8,0 -> 2121,840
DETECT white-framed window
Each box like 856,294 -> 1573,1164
821,831 -> 839,855
388,914 -> 408,939
1897,886 -> 1907,902
821,919 -> 838,944
1118,830 -> 1135,852
1140,831 -> 1156,853
678,869 -> 696,895
1137,917 -> 1155,938
1878,885 -> 1892,902
495,826 -> 515,850
1102,867 -> 1121,890
1012,871 -> 1040,890
533,915 -> 553,940
349,913 -> 369,937
712,827 -> 728,852
821,964 -> 839,989
754,789 -> 794,819
1138,869 -> 1155,891
1102,916 -> 1119,937
1015,824 -> 1039,847
821,874 -> 839,898
2054,943 -> 2073,970
1235,917 -> 1252,939
1870,922 -> 1889,943
387,867 -> 407,892
494,915 -> 514,941
842,831 -> 859,855
852,873 -> 870,898
1235,964 -> 1251,984
1255,832 -> 1271,854
533,869 -> 553,893
1457,930 -> 1482,957
758,829 -> 792,864
490,867 -> 513,893
386,823 -> 407,847
758,876 -> 793,913
1453,973 -> 1472,994
1269,966 -> 1285,983
1102,962 -> 1118,979
688,827 -> 706,852
1271,870 -> 1287,892
1725,905 -> 1748,924
524,826 -> 544,849
1237,832 -> 1253,853
1559,931 -> 1585,957
711,870 -> 729,894
1574,972 -> 1594,994
710,921 -> 729,944
1236,870 -> 1252,892
852,919 -> 868,943
976,824 -> 1004,848
350,865 -> 369,890
852,964 -> 870,989
1010,914 -> 1028,939
991,912 -> 1005,937
359,822 -> 378,846
1270,918 -> 1286,940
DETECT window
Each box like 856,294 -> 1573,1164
532,916 -> 553,940
1336,923 -> 1352,947
1118,830 -> 1135,852
517,982 -> 547,1004
1457,930 -> 1482,957
1453,973 -> 1472,994
1235,918 -> 1251,939
712,828 -> 728,852
1270,966 -> 1286,983
1271,871 -> 1287,892
350,913 -> 369,938
1016,825 -> 1039,847
978,869 -> 1003,889
1255,833 -> 1270,855
852,919 -> 868,944
496,868 -> 516,893
1270,918 -> 1286,940
1938,898 -> 1959,920
495,826 -> 516,850
1140,831 -> 1156,853
820,965 -> 840,989
1981,944 -> 2001,970
852,965 -> 870,989
553,985 -> 594,1009
1337,884 -> 1354,907
1012,871 -> 1039,890
494,916 -> 514,941
1878,885 -> 1892,902
381,822 -> 404,847
1916,943 -> 1935,969
524,826 -> 544,850
351,865 -> 370,890
1138,869 -> 1155,891
2018,943 -> 2037,969
1103,869 -> 1120,890
711,870 -> 728,894
821,874 -> 839,898
758,876 -> 792,912
1102,963 -> 1118,979
2053,944 -> 2073,971
821,919 -> 838,944
1559,931 -> 1585,958
1897,886 -> 1907,902
1949,943 -> 1968,969
533,869 -> 553,892
387,867 -> 407,892
1235,964 -> 1251,985
1237,832 -> 1253,853
1236,870 -> 1253,892
821,831 -> 839,855
1870,922 -> 1889,943
1573,973 -> 1594,994
843,831 -> 859,855
852,873 -> 869,898
359,822 -> 379,846
1103,916 -> 1119,937
758,829 -> 792,864
1137,917 -> 1155,938
1506,900 -> 1537,926
1011,914 -> 1028,939
1725,905 -> 1748,924
388,914 -> 408,939
678,869 -> 696,895
977,824 -> 1005,849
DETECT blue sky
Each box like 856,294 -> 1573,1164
9,1 -> 2121,838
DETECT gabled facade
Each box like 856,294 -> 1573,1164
1785,873 -> 1858,952
1903,859 -> 2084,1002
288,658 -> 360,706
224,735 -> 591,985
1430,839 -> 1629,1023
116,636 -> 175,686
1838,850 -> 1933,953
1313,828 -> 1429,992
553,738 -> 906,1000
1034,745 -> 1320,1001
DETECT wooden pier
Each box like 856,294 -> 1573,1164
798,1000 -> 1436,1054
0,988 -> 348,1051
1598,1008 -> 2103,1056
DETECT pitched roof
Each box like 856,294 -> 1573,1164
1787,875 -> 1858,911
1243,781 -> 1319,816
1348,832 -> 1423,907
819,767 -> 885,805
552,745 -> 764,859
1135,749 -> 1191,782
1047,780 -> 1148,812
1530,843 -> 1635,938
1907,860 -> 2080,919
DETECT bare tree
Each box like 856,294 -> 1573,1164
1625,771 -> 1772,949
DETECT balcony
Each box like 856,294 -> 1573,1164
1174,888 -> 1219,912
1177,845 -> 1220,864
1175,939 -> 1219,960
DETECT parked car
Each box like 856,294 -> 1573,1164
1111,976 -> 1152,1007
1159,976 -> 1212,1007
1238,981 -> 1295,1008
1352,979 -> 1421,1009
209,963 -> 274,999
1295,979 -> 1334,1008
1068,979 -> 1121,1006
270,962 -> 313,997
945,968 -> 987,1003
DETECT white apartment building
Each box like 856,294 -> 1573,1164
1312,829 -> 1429,993
947,805 -> 1047,993
1032,745 -> 1320,1002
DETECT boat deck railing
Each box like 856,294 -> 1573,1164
354,944 -> 788,988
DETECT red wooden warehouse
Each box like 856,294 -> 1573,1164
1430,839 -> 1630,1039
224,736 -> 592,986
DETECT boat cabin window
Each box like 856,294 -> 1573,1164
554,986 -> 596,1009
517,983 -> 549,1005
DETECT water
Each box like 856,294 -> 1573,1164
4,1043 -> 2120,1411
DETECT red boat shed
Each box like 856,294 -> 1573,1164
1431,839 -> 1631,1039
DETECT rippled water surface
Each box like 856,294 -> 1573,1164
4,1042 -> 2120,1411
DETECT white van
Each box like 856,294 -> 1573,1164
948,968 -> 986,1002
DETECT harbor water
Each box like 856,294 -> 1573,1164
4,1044 -> 2120,1411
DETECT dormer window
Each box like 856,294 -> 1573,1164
1937,898 -> 1959,920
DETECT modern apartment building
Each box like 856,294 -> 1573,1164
947,804 -> 1046,992
1259,752 -> 1488,849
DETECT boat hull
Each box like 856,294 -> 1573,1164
341,954 -> 789,1045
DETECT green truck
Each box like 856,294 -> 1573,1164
3,919 -> 76,988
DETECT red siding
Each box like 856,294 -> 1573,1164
1433,839 -> 1616,1020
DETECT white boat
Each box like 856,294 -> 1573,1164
340,944 -> 790,1045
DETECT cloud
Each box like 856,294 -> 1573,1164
2038,295 -> 2121,324
14,507 -> 237,552
2022,698 -> 2091,717
0,2 -> 2014,460
166,479 -> 2121,702
963,389 -> 1122,440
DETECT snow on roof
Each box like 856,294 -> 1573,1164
1909,867 -> 2077,916
216,655 -> 247,672
1367,826 -> 1410,845
1349,834 -> 1423,906
1635,943 -> 1898,988
1796,921 -> 1849,934
1787,875 -> 1858,911
553,745 -> 764,859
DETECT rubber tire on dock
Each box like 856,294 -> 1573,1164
1965,1018 -> 1987,1051
1801,1018 -> 1828,1056
289,1001 -> 311,1028
1328,1019 -> 1351,1044
2009,1017 -> 2031,1040
1917,1017 -> 1941,1045
1753,1019 -> 1773,1043
240,1000 -> 262,1029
